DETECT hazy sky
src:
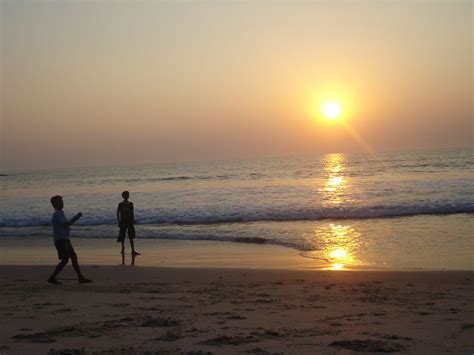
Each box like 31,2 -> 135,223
1,0 -> 472,170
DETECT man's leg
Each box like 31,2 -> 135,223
48,258 -> 69,284
121,241 -> 125,254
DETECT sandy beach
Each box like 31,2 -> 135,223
1,261 -> 473,354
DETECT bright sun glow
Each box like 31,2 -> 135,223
322,101 -> 343,120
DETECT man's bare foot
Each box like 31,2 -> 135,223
132,251 -> 140,256
79,278 -> 92,284
47,278 -> 61,285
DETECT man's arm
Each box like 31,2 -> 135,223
131,202 -> 135,224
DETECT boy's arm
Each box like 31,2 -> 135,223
64,213 -> 82,227
117,204 -> 121,225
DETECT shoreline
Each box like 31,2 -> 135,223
1,235 -> 474,271
1,265 -> 473,354
1,236 -> 473,271
0,236 -> 326,270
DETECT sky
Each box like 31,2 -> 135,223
1,0 -> 472,171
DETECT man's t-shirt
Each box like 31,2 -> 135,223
118,202 -> 134,225
52,210 -> 69,241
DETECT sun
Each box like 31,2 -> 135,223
322,101 -> 343,120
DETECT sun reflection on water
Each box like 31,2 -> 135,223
329,248 -> 348,259
329,263 -> 344,271
319,224 -> 360,270
319,153 -> 352,207
315,153 -> 361,270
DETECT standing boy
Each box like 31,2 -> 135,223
117,191 -> 140,256
48,195 -> 92,284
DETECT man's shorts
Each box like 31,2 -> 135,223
117,224 -> 136,242
54,239 -> 77,260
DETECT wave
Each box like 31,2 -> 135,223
123,174 -> 237,183
125,176 -> 194,183
1,203 -> 473,227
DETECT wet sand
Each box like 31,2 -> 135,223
0,237 -> 326,269
1,265 -> 473,354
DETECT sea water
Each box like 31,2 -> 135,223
1,148 -> 473,269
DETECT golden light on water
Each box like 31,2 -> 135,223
320,153 -> 352,207
327,176 -> 344,188
327,249 -> 350,270
320,225 -> 360,270
329,263 -> 344,271
329,249 -> 348,259
315,154 -> 361,270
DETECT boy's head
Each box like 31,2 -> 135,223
50,195 -> 64,210
122,191 -> 130,199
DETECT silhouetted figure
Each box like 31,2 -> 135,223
47,196 -> 92,284
117,191 -> 140,256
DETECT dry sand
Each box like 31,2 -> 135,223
1,265 -> 473,354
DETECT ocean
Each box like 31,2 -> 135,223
1,148 -> 473,270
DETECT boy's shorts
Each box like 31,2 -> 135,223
117,225 -> 136,242
54,239 -> 77,260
